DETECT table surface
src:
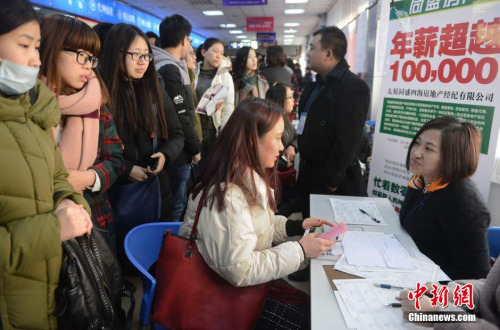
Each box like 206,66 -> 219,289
309,194 -> 418,330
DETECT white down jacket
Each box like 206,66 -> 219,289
179,173 -> 304,287
194,56 -> 235,133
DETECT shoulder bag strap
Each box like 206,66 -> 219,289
188,191 -> 206,242
152,104 -> 158,153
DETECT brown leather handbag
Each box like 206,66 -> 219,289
151,194 -> 271,330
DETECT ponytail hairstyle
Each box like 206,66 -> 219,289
197,37 -> 223,62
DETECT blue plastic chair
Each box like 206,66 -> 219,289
125,222 -> 182,329
488,226 -> 500,259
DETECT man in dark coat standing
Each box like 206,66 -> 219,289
297,26 -> 370,218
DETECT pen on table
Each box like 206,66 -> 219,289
359,208 -> 380,223
384,302 -> 402,308
374,283 -> 411,290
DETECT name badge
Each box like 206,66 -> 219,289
296,112 -> 308,135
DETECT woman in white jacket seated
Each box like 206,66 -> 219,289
179,97 -> 334,329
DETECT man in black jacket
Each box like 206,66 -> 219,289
153,14 -> 201,222
297,26 -> 370,218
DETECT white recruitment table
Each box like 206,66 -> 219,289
309,194 -> 419,330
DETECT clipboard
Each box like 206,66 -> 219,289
322,266 -> 363,291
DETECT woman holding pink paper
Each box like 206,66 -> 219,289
179,98 -> 334,329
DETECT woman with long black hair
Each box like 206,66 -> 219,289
100,23 -> 184,222
233,46 -> 269,105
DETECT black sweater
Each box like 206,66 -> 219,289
399,179 -> 491,280
118,84 -> 184,178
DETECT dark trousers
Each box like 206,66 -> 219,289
297,159 -> 367,218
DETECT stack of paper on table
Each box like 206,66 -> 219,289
332,231 -> 450,288
329,198 -> 388,226
333,279 -> 422,329
342,232 -> 415,270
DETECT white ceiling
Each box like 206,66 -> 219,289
122,0 -> 337,45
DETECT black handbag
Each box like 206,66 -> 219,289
108,106 -> 162,230
55,227 -> 124,330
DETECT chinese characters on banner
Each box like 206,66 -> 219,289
408,282 -> 474,310
246,17 -> 274,32
368,0 -> 500,210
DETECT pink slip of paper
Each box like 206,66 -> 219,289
317,221 -> 348,240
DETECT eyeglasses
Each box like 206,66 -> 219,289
62,47 -> 98,68
186,36 -> 192,42
126,52 -> 154,62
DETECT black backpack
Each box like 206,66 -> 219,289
54,227 -> 125,329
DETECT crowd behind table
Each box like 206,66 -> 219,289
0,0 -> 498,329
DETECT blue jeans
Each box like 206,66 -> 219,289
166,164 -> 191,222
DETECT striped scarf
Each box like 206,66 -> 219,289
408,175 -> 448,193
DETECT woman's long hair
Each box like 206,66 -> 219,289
233,46 -> 256,91
100,23 -> 167,139
39,14 -> 108,104
192,97 -> 282,212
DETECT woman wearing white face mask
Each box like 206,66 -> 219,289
0,1 -> 93,328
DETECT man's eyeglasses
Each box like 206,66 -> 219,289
186,36 -> 192,43
126,52 -> 154,62
62,47 -> 98,68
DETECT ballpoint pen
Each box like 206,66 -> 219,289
384,302 -> 402,307
359,208 -> 380,223
374,283 -> 410,290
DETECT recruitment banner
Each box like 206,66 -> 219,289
368,0 -> 500,210
257,32 -> 276,43
247,17 -> 274,32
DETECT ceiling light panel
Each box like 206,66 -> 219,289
203,10 -> 224,16
285,9 -> 305,14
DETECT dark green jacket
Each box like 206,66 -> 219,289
0,80 -> 89,329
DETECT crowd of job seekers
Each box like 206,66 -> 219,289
0,0 -> 498,329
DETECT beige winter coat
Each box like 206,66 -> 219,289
194,57 -> 235,133
179,173 -> 304,287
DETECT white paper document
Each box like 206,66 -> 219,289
195,83 -> 228,116
342,232 -> 415,270
329,199 -> 387,226
333,279 -> 421,330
